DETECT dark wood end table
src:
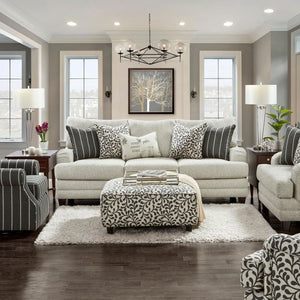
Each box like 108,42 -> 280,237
247,147 -> 277,205
5,150 -> 58,198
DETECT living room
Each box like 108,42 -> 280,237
0,1 -> 300,299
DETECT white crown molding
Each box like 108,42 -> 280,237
50,34 -> 111,43
288,13 -> 300,31
191,34 -> 251,44
0,1 -> 51,42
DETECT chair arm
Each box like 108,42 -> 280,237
271,152 -> 282,165
292,164 -> 300,202
230,147 -> 247,162
57,148 -> 74,164
264,233 -> 300,255
0,159 -> 39,175
0,168 -> 26,186
240,249 -> 265,290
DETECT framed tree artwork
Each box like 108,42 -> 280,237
128,68 -> 174,114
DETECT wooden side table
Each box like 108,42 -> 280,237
5,150 -> 58,198
247,147 -> 277,205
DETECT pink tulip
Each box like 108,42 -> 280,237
35,125 -> 42,134
42,121 -> 48,132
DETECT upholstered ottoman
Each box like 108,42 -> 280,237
100,178 -> 199,234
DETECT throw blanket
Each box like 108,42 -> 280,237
178,173 -> 206,226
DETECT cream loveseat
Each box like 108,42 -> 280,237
55,117 -> 248,202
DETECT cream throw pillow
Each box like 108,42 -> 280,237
119,132 -> 161,160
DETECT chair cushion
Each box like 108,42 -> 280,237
27,175 -> 48,199
66,125 -> 100,161
125,157 -> 178,172
281,126 -> 300,165
178,159 -> 248,179
257,164 -> 294,198
55,159 -> 125,180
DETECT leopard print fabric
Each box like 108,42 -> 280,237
169,121 -> 208,159
95,122 -> 130,159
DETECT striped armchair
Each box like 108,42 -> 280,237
0,159 -> 50,231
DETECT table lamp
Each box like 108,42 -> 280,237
13,88 -> 45,150
245,84 -> 277,147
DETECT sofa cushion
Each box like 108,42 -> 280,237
119,132 -> 161,161
66,125 -> 100,161
202,125 -> 236,160
55,159 -> 125,180
125,157 -> 178,172
178,159 -> 248,179
27,175 -> 48,199
129,120 -> 173,157
257,164 -> 294,199
281,126 -> 300,165
169,122 -> 207,159
95,122 -> 129,159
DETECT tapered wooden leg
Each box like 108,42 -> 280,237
250,184 -> 254,204
238,197 -> 246,204
229,197 -> 237,203
186,225 -> 192,232
107,227 -> 114,234
262,204 -> 269,221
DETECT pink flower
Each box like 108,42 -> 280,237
42,121 -> 48,132
35,125 -> 42,134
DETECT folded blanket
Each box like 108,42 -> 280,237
178,173 -> 206,226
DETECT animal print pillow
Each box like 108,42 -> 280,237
169,122 -> 208,159
95,122 -> 130,159
293,139 -> 300,165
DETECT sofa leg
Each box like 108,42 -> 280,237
262,204 -> 269,221
281,222 -> 291,232
230,197 -> 237,203
238,197 -> 246,204
58,199 -> 66,206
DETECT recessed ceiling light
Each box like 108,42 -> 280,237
67,21 -> 77,27
114,21 -> 120,26
179,21 -> 185,26
224,21 -> 233,27
264,8 -> 274,14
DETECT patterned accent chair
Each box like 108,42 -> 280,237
240,233 -> 300,299
0,159 -> 50,231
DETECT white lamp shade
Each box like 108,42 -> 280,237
245,85 -> 277,105
13,88 -> 45,109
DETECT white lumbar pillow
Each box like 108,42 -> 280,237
119,132 -> 161,160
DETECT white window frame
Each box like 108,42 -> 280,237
0,51 -> 26,142
200,51 -> 242,144
60,51 -> 103,147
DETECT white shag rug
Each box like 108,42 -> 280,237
35,204 -> 276,245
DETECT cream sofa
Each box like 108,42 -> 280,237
55,117 -> 249,202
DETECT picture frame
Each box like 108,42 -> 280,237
128,68 -> 174,114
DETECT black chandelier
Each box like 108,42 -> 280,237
117,14 -> 185,65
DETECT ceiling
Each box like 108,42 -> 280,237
1,0 -> 300,43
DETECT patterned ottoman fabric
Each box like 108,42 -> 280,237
100,178 -> 199,230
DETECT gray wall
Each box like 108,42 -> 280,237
190,43 -> 254,147
48,43 -> 112,149
0,12 -> 49,159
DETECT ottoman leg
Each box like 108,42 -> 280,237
186,225 -> 192,232
107,227 -> 114,234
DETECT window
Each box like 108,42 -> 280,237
203,58 -> 235,119
0,53 -> 25,141
60,51 -> 103,146
67,58 -> 99,119
200,51 -> 242,142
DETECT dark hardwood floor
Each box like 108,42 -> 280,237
0,189 -> 299,300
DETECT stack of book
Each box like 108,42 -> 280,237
123,170 -> 179,186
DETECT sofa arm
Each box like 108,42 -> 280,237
57,148 -> 74,164
271,152 -> 282,165
292,164 -> 300,202
0,159 -> 39,175
0,168 -> 26,186
264,233 -> 300,255
229,147 -> 247,162
240,249 -> 265,290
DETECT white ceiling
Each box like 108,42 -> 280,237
1,0 -> 300,43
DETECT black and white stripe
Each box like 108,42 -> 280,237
202,125 -> 236,160
281,126 -> 300,165
66,125 -> 100,161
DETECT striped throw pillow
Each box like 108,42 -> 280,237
66,126 -> 100,161
202,125 -> 236,160
281,126 -> 300,165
